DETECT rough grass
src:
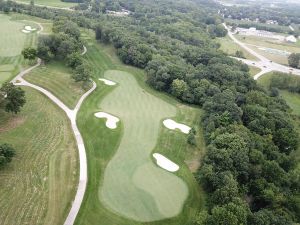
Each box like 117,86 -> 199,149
249,65 -> 261,77
0,87 -> 78,225
75,30 -> 205,225
0,13 -> 38,86
217,35 -> 257,60
24,61 -> 88,109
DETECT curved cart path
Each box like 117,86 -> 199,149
223,23 -> 300,80
11,48 -> 95,225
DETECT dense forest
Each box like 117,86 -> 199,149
0,0 -> 299,224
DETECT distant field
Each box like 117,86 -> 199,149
226,18 -> 291,33
0,87 -> 78,225
217,35 -> 257,60
234,35 -> 300,65
17,0 -> 77,8
24,61 -> 89,109
0,13 -> 39,86
75,31 -> 205,225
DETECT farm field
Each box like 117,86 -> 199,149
0,13 -> 39,86
0,87 -> 78,225
24,61 -> 89,109
75,31 -> 205,225
16,0 -> 77,8
234,34 -> 300,65
217,35 -> 257,60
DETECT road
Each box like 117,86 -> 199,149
223,23 -> 300,80
11,46 -> 95,225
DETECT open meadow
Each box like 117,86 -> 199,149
0,87 -> 78,225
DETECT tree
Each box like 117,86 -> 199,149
288,53 -> 300,68
0,82 -> 26,114
235,50 -> 245,58
72,63 -> 91,82
0,144 -> 15,167
207,201 -> 248,225
21,47 -> 37,60
67,52 -> 83,69
171,79 -> 188,98
187,127 -> 197,145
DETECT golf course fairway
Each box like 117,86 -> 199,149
98,70 -> 189,222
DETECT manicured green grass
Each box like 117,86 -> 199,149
24,61 -> 89,109
99,70 -> 187,222
17,0 -> 77,8
217,35 -> 257,60
10,13 -> 53,34
75,30 -> 205,225
0,87 -> 78,225
0,13 -> 38,86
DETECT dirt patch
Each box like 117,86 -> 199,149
0,116 -> 26,133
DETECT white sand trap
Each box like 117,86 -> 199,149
22,29 -> 31,34
99,78 -> 116,86
24,25 -> 36,31
94,112 -> 119,129
163,119 -> 191,134
153,153 -> 179,172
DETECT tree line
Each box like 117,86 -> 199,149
37,18 -> 91,83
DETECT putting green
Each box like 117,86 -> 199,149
99,70 -> 189,222
0,14 -> 38,86
0,14 -> 27,57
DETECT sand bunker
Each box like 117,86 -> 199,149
153,153 -> 179,172
94,112 -> 119,129
22,29 -> 31,34
163,119 -> 191,134
24,26 -> 36,31
99,78 -> 116,86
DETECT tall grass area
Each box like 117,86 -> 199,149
0,87 -> 78,225
75,30 -> 205,225
24,61 -> 89,109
